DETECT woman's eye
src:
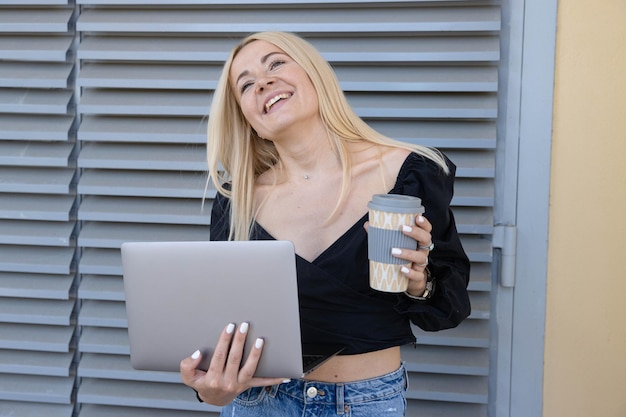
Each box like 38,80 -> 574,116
240,82 -> 253,93
269,60 -> 285,70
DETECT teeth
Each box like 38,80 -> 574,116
265,93 -> 290,112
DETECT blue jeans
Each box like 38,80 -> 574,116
220,364 -> 408,416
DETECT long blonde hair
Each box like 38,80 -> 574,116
207,31 -> 448,241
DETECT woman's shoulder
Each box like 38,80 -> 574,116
391,148 -> 456,202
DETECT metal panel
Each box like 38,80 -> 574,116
0,1 -> 78,414
73,2 -> 498,416
0,1 -> 502,415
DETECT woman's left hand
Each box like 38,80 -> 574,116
392,214 -> 433,297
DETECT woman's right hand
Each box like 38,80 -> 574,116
179,322 -> 287,406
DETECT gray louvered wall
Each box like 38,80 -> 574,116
0,1 -> 498,416
0,2 -> 78,417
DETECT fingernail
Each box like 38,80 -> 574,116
255,338 -> 264,349
401,266 -> 410,274
282,379 -> 291,384
402,225 -> 412,233
391,248 -> 402,255
226,323 -> 235,334
417,215 -> 425,224
239,322 -> 249,334
191,350 -> 201,360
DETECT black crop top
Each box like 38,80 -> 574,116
209,152 -> 471,355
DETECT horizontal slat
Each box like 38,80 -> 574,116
372,120 -> 497,149
0,244 -> 75,274
79,300 -> 126,328
0,349 -> 74,377
0,62 -> 72,88
461,236 -> 492,263
0,272 -> 74,299
78,62 -> 219,90
0,400 -> 73,417
0,8 -> 73,33
79,247 -> 125,275
467,262 -> 491,292
349,93 -> 498,119
0,323 -> 74,352
446,150 -> 496,178
0,219 -> 75,246
467,292 -> 489,320
77,143 -> 206,171
77,169 -> 210,198
79,326 -> 129,355
0,374 -> 74,404
77,35 -> 499,62
452,178 -> 494,207
412,319 -> 489,348
78,353 -> 180,383
78,116 -> 206,143
0,114 -> 74,141
77,62 -> 497,93
0,141 -> 75,167
78,89 -> 496,119
78,89 -> 209,116
79,118 -> 495,149
79,274 -> 124,301
0,35 -> 73,61
401,345 -> 488,376
337,65 -> 498,93
407,373 -> 488,404
406,399 -> 487,417
0,297 -> 75,325
78,222 -> 209,248
4,0 -> 69,4
77,378 -> 213,412
453,207 -> 493,234
80,403 -> 216,417
76,6 -> 499,33
77,0 -> 467,4
0,166 -> 75,194
0,193 -> 76,221
0,88 -> 73,114
78,196 -> 210,225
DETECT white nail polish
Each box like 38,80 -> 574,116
191,350 -> 201,360
401,266 -> 410,274
282,379 -> 291,384
226,323 -> 235,334
417,215 -> 425,224
240,322 -> 249,333
391,248 -> 402,255
402,225 -> 412,233
255,338 -> 264,349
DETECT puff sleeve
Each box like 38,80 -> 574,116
392,152 -> 471,331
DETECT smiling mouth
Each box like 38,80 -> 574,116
264,93 -> 291,113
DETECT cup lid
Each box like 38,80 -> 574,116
367,194 -> 424,213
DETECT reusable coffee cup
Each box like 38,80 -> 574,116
367,194 -> 425,292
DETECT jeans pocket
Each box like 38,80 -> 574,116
232,386 -> 268,407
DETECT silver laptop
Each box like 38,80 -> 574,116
121,240 -> 339,378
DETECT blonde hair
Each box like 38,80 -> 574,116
207,31 -> 448,241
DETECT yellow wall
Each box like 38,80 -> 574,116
545,1 -> 626,416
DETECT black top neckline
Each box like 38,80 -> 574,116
252,152 -> 415,264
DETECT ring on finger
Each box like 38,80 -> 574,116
418,242 -> 435,251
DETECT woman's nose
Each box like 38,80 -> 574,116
256,77 -> 274,92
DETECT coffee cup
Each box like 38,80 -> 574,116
367,194 -> 424,292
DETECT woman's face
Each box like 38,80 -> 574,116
229,40 -> 322,141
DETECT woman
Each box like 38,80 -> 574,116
180,31 -> 470,416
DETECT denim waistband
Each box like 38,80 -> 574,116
266,364 -> 407,413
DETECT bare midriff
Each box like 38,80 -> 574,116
303,346 -> 401,383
